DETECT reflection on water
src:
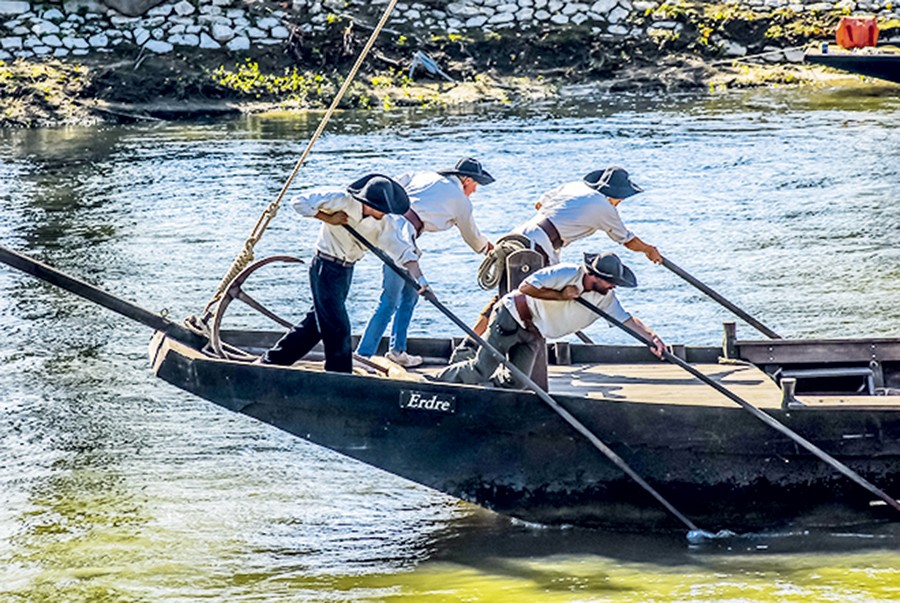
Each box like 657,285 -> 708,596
1,85 -> 899,601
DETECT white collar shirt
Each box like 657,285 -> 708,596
501,263 -> 631,339
292,187 -> 420,265
514,181 -> 635,258
394,171 -> 490,253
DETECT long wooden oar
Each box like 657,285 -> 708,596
0,245 -> 203,348
662,256 -> 781,339
574,296 -> 900,514
574,330 -> 594,344
342,225 -> 705,534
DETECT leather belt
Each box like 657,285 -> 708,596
536,216 -> 563,250
316,251 -> 356,268
512,293 -> 539,334
532,243 -> 550,266
403,208 -> 425,237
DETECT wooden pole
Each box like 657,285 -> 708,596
342,225 -> 704,533
662,256 -> 781,339
574,296 -> 900,514
0,245 -> 204,347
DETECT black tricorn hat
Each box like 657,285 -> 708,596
347,174 -> 410,214
437,157 -> 495,185
583,252 -> 638,288
584,166 -> 643,199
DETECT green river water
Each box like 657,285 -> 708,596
0,84 -> 898,602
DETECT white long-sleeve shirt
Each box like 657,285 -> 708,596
501,263 -> 631,339
394,171 -> 490,254
292,188 -> 420,265
513,181 -> 636,264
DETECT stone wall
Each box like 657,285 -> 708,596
1,0 -> 898,62
0,0 -> 290,60
343,0 -> 898,33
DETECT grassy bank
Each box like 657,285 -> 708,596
0,52 -> 847,128
1,9 -> 897,128
1,60 -> 96,127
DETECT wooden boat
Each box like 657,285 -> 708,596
804,47 -> 900,84
3,240 -> 899,534
149,326 -> 900,533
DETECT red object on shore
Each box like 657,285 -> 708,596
835,16 -> 879,49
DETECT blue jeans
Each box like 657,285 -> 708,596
356,264 -> 419,356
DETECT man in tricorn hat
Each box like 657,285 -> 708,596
454,166 -> 661,362
514,165 -> 661,266
435,252 -> 665,389
258,174 -> 429,373
355,157 -> 495,367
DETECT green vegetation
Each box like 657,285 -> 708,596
634,0 -> 846,52
1,1 -> 882,129
370,74 -> 393,87
765,23 -> 785,39
648,0 -> 693,20
648,28 -> 681,46
211,59 -> 433,109
429,32 -> 470,44
211,58 -> 339,104
369,71 -> 414,90
0,59 -> 93,127
702,3 -> 766,24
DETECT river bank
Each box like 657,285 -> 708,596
0,47 -> 879,128
1,1 -> 898,128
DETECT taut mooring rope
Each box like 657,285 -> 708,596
201,0 -> 401,318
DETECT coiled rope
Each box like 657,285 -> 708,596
476,234 -> 531,290
198,0 -> 401,320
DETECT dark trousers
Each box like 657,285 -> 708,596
437,304 -> 542,389
263,254 -> 354,373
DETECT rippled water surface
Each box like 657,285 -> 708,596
1,85 -> 899,602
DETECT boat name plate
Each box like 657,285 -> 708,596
400,389 -> 456,414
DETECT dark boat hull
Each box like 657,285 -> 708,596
805,51 -> 900,84
150,333 -> 900,533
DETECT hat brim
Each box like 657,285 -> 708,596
597,183 -> 643,199
586,263 -> 638,288
438,169 -> 495,186
347,174 -> 410,214
583,170 -> 605,188
583,170 -> 643,199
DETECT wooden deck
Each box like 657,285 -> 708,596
545,361 -> 784,408
275,355 -> 900,410
403,357 -> 899,410
352,355 -> 786,409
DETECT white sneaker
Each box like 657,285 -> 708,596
385,350 -> 423,368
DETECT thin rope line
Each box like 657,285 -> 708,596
202,0 -> 401,317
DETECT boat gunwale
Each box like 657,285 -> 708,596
156,330 -> 900,412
